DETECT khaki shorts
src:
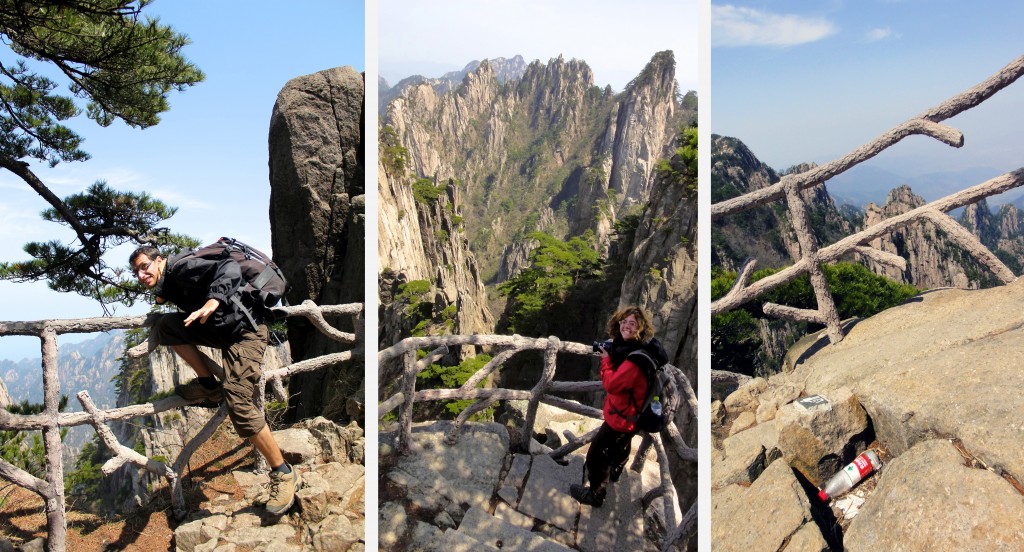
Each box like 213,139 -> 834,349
152,313 -> 268,438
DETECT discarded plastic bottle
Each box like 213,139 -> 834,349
818,450 -> 881,502
650,399 -> 662,417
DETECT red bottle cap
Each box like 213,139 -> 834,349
818,489 -> 829,502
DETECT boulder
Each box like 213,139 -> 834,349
775,387 -> 871,485
378,501 -> 407,549
728,411 -> 756,436
269,66 -> 365,421
712,422 -> 781,489
272,428 -> 321,465
711,400 -> 725,426
794,282 -> 1024,477
311,514 -> 361,551
711,458 -> 817,552
723,377 -> 767,414
786,522 -> 829,551
845,439 -> 1024,550
755,382 -> 802,423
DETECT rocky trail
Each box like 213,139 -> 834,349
379,417 -> 673,551
0,418 -> 365,552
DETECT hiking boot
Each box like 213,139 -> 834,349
175,380 -> 223,407
570,483 -> 605,507
266,467 -> 302,516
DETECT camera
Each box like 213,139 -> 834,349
592,339 -> 613,353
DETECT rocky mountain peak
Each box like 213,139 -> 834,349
711,135 -> 779,198
862,184 -> 991,289
869,184 -> 924,214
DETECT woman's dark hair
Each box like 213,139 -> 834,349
606,306 -> 654,342
128,245 -> 162,268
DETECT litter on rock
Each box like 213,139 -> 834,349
835,492 -> 865,520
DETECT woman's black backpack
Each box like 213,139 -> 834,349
627,348 -> 672,433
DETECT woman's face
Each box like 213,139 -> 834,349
619,314 -> 640,341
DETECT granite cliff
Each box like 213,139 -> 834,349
379,52 -> 695,350
269,66 -> 365,423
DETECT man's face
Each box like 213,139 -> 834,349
132,255 -> 163,289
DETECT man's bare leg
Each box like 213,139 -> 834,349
172,344 -> 214,378
249,424 -> 286,468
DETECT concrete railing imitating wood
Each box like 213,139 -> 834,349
0,300 -> 362,552
378,334 -> 698,552
711,55 -> 1024,344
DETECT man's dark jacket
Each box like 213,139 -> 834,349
154,252 -> 255,338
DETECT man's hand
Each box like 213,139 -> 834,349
184,299 -> 220,327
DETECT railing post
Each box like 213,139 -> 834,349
520,336 -> 559,451
398,349 -> 417,454
784,181 -> 844,344
40,326 -> 66,552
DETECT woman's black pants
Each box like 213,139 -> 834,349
585,421 -> 637,497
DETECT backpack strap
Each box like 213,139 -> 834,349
231,294 -> 260,332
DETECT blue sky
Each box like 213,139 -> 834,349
379,0 -> 699,94
712,1 -> 1024,176
0,1 -> 365,361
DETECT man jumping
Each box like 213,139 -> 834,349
130,245 -> 300,516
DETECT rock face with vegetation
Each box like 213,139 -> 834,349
379,52 -> 696,362
378,173 -> 495,351
269,66 -> 365,423
0,375 -> 9,408
380,51 -> 693,290
709,135 -> 1019,378
961,198 -> 1024,276
712,280 -> 1024,549
711,135 -> 851,272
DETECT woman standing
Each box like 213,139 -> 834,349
570,306 -> 668,507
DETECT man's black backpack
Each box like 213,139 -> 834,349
189,237 -> 290,328
627,348 -> 672,433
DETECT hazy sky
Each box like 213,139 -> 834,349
379,0 -> 699,94
0,1 -> 365,360
712,1 -> 1024,176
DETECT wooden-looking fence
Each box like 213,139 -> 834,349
711,55 -> 1024,344
0,300 -> 362,552
379,334 -> 698,551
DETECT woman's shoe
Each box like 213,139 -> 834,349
570,484 -> 605,507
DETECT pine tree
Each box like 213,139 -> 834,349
0,1 -> 204,310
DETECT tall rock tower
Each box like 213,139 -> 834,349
269,66 -> 365,423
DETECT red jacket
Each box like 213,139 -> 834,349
601,355 -> 648,433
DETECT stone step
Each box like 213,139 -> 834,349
457,506 -> 572,552
440,527 -> 501,552
516,453 -> 585,533
576,468 -> 645,552
493,501 -> 534,530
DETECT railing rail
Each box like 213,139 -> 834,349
379,334 -> 698,551
0,300 -> 362,552
711,55 -> 1024,344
